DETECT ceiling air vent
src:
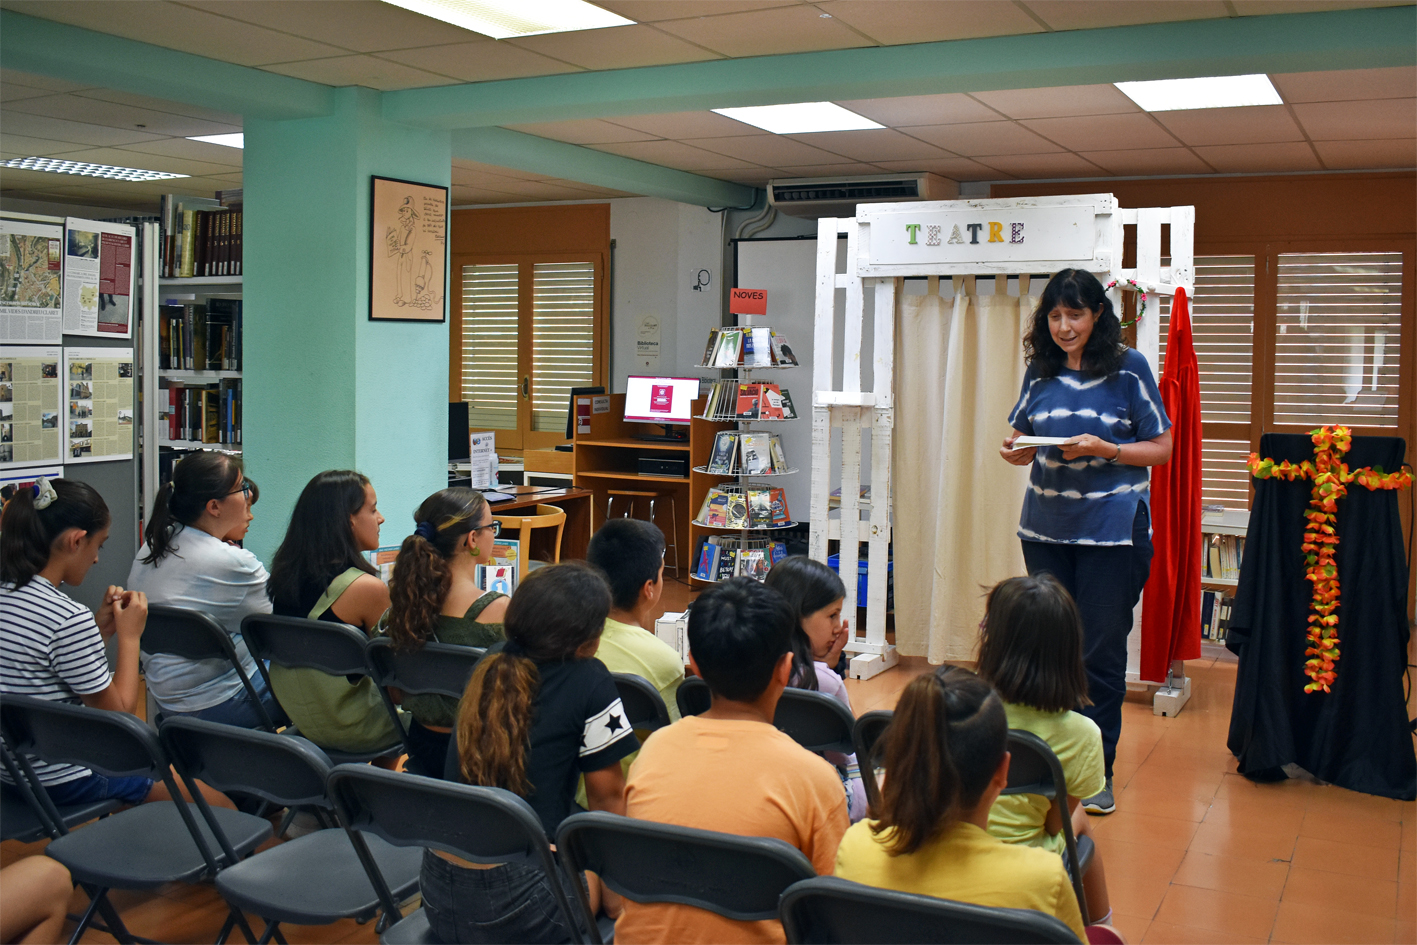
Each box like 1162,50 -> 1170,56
767,173 -> 957,218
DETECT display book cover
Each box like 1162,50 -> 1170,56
694,535 -> 789,581
700,327 -> 797,368
707,431 -> 738,473
697,486 -> 790,527
705,381 -> 796,420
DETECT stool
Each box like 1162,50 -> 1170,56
606,489 -> 680,578
491,504 -> 566,580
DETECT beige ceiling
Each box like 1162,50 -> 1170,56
0,0 -> 1413,210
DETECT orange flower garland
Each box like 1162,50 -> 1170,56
1247,425 -> 1412,694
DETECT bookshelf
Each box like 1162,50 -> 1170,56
1200,508 -> 1249,644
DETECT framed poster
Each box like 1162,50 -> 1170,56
0,219 -> 63,344
369,175 -> 447,323
0,345 -> 63,470
63,347 -> 134,463
63,218 -> 135,338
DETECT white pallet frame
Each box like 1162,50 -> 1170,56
809,196 -> 1196,690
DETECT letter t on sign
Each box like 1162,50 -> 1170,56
905,224 -> 921,245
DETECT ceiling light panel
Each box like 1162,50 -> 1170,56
381,0 -> 633,39
1114,74 -> 1283,112
712,102 -> 885,135
187,133 -> 245,149
1,157 -> 189,182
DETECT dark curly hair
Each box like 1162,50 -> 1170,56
386,488 -> 489,650
1022,268 -> 1126,379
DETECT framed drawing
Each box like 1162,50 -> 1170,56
369,175 -> 448,322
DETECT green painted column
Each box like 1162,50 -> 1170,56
242,87 -> 451,562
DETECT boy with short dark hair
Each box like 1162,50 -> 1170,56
614,578 -> 848,945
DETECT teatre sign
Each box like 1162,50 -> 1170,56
859,205 -> 1096,268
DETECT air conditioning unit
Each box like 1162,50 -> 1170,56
766,173 -> 958,218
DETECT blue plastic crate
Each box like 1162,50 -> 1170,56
826,554 -> 893,608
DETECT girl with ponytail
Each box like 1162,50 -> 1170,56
379,488 -> 508,776
834,666 -> 1089,943
423,563 -> 636,945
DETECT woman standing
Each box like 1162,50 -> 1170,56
1000,269 -> 1172,815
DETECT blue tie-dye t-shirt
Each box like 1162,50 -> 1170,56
1007,347 -> 1171,546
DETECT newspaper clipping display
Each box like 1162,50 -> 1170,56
64,347 -> 134,463
0,465 -> 64,500
0,345 -> 63,470
63,218 -> 135,338
0,219 -> 63,345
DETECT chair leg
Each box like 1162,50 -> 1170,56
667,496 -> 680,577
70,887 -> 134,945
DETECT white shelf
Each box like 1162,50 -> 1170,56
693,520 -> 799,531
697,361 -> 796,370
159,438 -> 241,451
1203,576 -> 1239,588
693,466 -> 798,476
157,276 -> 243,287
160,369 -> 241,382
697,414 -> 796,423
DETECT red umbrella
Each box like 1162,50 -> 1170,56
1142,287 -> 1202,681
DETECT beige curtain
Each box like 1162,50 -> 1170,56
893,277 -> 1035,663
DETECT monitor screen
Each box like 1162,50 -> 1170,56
624,376 -> 701,425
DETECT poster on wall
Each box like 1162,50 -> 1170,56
368,175 -> 447,323
0,219 -> 64,344
63,218 -> 135,338
0,345 -> 63,470
63,347 -> 134,463
0,465 -> 64,508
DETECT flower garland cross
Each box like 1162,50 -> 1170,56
1247,425 -> 1412,693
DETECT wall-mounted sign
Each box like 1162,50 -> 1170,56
729,287 -> 768,316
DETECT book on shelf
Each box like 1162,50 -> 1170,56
701,328 -> 721,367
734,383 -> 761,420
713,329 -> 743,367
746,488 -> 773,527
164,381 -> 241,445
740,547 -> 770,580
698,486 -> 789,529
695,539 -> 720,581
707,431 -> 738,474
1200,589 -> 1231,642
699,327 -> 797,367
1202,533 -> 1245,581
768,487 -> 790,525
739,433 -> 774,475
745,327 -> 773,367
159,301 -> 242,372
769,331 -> 798,366
160,194 -> 244,279
701,491 -> 730,527
716,545 -> 738,582
778,388 -> 797,419
701,381 -> 797,420
769,435 -> 789,472
694,535 -> 790,582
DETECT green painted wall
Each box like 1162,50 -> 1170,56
243,87 -> 451,563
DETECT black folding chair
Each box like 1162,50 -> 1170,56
1,739 -> 119,843
852,710 -> 894,812
141,604 -> 286,731
675,675 -> 711,718
1004,730 -> 1094,926
159,717 -> 423,944
774,688 -> 856,756
779,876 -> 1082,944
365,636 -> 484,776
557,810 -> 818,945
240,614 -> 405,764
326,764 -> 584,945
611,672 -> 672,732
0,694 -> 272,945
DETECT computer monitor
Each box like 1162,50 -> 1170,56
448,401 -> 470,461
565,386 -> 606,440
624,376 -> 700,425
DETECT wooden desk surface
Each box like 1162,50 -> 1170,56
488,487 -> 593,513
488,487 -> 594,560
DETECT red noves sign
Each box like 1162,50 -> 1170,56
729,287 -> 768,315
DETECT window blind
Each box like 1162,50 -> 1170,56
531,261 -> 597,433
1273,252 -> 1403,428
460,263 -> 520,430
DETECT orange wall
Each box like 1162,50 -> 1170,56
451,203 -> 610,256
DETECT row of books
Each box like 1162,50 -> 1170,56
700,327 -> 799,368
163,381 -> 241,445
1201,590 -> 1231,642
694,537 -> 789,582
160,194 -> 243,279
696,486 -> 792,529
1204,533 -> 1245,581
158,301 -> 243,371
701,381 -> 798,421
706,431 -> 790,476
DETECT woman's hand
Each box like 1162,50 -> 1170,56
1060,434 -> 1118,462
1001,433 -> 1036,466
823,620 -> 849,669
95,585 -> 124,639
111,590 -> 147,643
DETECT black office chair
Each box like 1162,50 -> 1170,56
365,637 -> 484,775
779,876 -> 1083,944
240,614 -> 406,765
774,688 -> 856,756
611,672 -> 672,732
675,675 -> 712,718
0,739 -> 119,843
326,764 -> 585,945
1003,730 -> 1094,926
557,810 -> 817,945
159,716 -> 423,944
141,604 -> 286,731
852,710 -> 894,812
0,694 -> 272,945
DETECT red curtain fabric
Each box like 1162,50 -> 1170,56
1141,287 -> 1203,681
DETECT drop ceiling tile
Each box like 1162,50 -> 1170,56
488,180 -> 619,200
690,134 -> 854,166
183,1 -> 485,53
4,94 -> 240,137
3,1 -> 349,67
0,84 -> 57,103
813,1 -> 1044,44
0,133 -> 93,157
1020,113 -> 1180,151
1152,105 -> 1304,146
771,162 -> 888,178
504,119 -> 660,145
783,129 -> 950,162
653,5 -> 873,57
593,1 -> 801,23
261,55 -> 459,91
1077,147 -> 1215,175
1271,67 -> 1417,103
973,152 -> 1108,179
1191,141 -> 1323,173
605,111 -> 749,139
376,42 -> 581,82
452,159 -> 547,181
0,69 -> 94,94
590,140 -> 760,171
71,89 -> 242,126
1292,99 -> 1417,141
875,157 -> 1010,180
1311,137 -> 1416,169
838,93 -> 1003,127
118,138 -> 244,168
504,25 -> 722,70
970,85 -> 1141,120
50,147 -> 240,179
1020,0 -> 1230,31
902,122 -> 1065,157
0,112 -> 168,147
451,186 -> 523,205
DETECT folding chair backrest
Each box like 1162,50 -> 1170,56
1003,730 -> 1089,925
675,676 -> 711,718
774,688 -> 855,756
1,693 -> 167,782
779,876 -> 1082,945
852,710 -> 893,811
159,716 -> 333,811
612,673 -> 671,731
143,604 -> 280,730
365,637 -> 484,700
241,614 -> 374,678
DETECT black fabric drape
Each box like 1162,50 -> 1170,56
1227,433 -> 1415,800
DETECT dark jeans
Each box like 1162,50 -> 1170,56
1021,502 -> 1153,779
166,670 -> 281,730
420,849 -> 585,945
403,719 -> 452,779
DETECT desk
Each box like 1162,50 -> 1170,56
489,488 -> 594,563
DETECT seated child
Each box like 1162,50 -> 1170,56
978,574 -> 1112,926
615,577 -> 848,945
764,555 -> 867,821
834,666 -> 1089,943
